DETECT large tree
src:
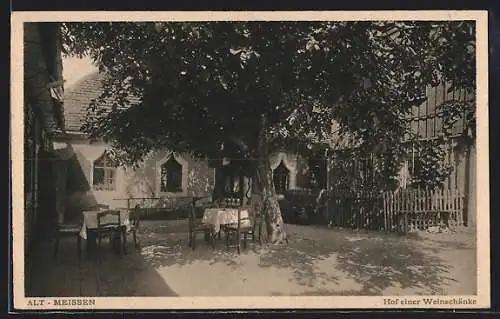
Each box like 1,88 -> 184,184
61,21 -> 475,244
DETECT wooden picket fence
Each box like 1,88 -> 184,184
382,188 -> 465,233
315,187 -> 466,233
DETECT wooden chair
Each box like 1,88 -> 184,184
188,200 -> 212,250
225,203 -> 253,254
248,211 -> 264,244
96,210 -> 123,264
218,197 -> 239,234
53,221 -> 82,263
129,205 -> 141,251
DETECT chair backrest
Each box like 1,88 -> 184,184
240,209 -> 252,225
97,210 -> 121,228
130,205 -> 141,228
188,198 -> 197,228
237,206 -> 241,229
233,200 -> 250,231
57,210 -> 83,228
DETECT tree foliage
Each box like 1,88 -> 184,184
61,20 -> 475,189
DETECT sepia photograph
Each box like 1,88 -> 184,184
11,11 -> 489,310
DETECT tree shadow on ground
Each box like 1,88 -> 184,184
27,236 -> 178,297
409,231 -> 476,252
334,238 -> 456,295
256,235 -> 341,288
138,221 -> 250,270
135,221 -> 473,296
260,225 -> 467,296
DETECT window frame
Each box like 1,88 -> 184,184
92,151 -> 118,191
273,160 -> 290,194
156,153 -> 189,196
159,156 -> 184,193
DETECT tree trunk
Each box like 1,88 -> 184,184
209,120 -> 288,244
250,115 -> 288,244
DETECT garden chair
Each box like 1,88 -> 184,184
53,218 -> 82,263
248,211 -> 264,244
224,200 -> 253,254
95,210 -> 123,264
188,199 -> 212,250
128,204 -> 141,251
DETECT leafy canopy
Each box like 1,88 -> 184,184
62,21 -> 475,186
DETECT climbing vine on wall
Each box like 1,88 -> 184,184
407,138 -> 453,190
328,149 -> 404,192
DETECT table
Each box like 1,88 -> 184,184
79,209 -> 131,240
202,208 -> 252,234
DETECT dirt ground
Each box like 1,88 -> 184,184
27,220 -> 476,297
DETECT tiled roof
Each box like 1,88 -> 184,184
63,71 -> 104,132
63,71 -> 141,132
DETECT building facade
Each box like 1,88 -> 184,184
24,22 -> 66,247
23,22 -> 66,295
55,71 -> 311,219
54,64 -> 475,227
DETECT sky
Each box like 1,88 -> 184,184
62,56 -> 98,89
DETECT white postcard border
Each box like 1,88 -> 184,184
10,10 -> 490,310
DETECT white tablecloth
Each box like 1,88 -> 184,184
80,209 -> 131,240
202,208 -> 251,233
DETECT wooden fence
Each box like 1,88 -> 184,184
298,187 -> 466,233
325,190 -> 385,231
382,188 -> 465,233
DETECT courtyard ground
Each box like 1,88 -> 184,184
27,220 -> 476,297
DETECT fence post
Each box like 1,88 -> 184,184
462,144 -> 471,227
383,192 -> 387,232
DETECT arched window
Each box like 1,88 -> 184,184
93,152 -> 117,191
160,156 -> 183,193
273,160 -> 290,194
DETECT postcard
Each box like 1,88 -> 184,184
10,10 -> 489,310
